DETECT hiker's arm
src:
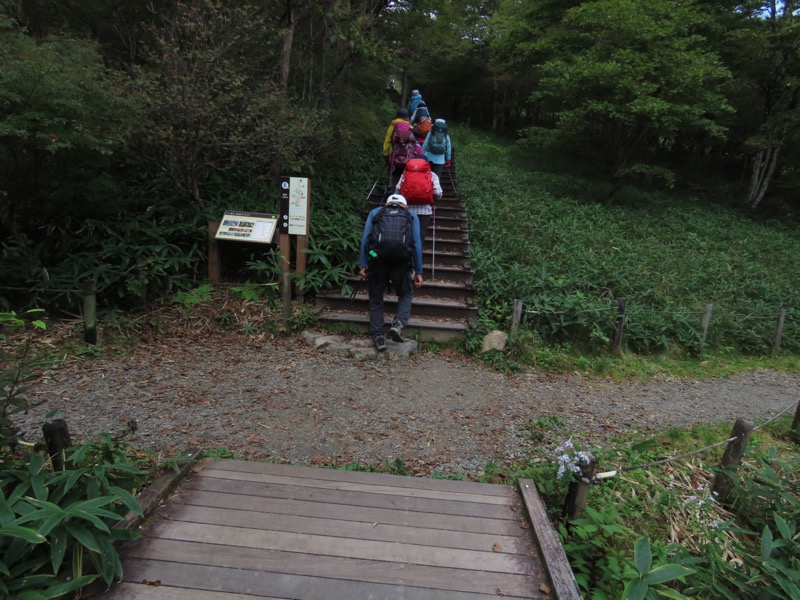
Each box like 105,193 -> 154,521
414,273 -> 423,288
432,173 -> 442,198
360,211 -> 375,268
411,215 -> 424,275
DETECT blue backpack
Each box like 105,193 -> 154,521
428,124 -> 448,155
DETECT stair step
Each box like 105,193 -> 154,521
317,293 -> 476,321
342,277 -> 474,301
314,309 -> 471,342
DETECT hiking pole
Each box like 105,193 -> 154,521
366,180 -> 378,203
431,205 -> 436,281
446,161 -> 457,195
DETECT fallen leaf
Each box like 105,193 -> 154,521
539,583 -> 551,593
142,579 -> 161,586
492,543 -> 501,552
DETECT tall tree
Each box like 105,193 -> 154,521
131,1 -> 324,212
515,0 -> 732,203
724,3 -> 800,208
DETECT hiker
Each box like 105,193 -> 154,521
423,118 -> 452,178
410,101 -> 433,142
407,89 -> 423,116
382,108 -> 410,161
359,193 -> 424,351
395,155 -> 442,243
387,120 -> 417,188
383,108 -> 414,187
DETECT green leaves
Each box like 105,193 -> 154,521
1,437 -> 145,596
623,537 -> 694,599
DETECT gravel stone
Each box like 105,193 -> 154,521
15,331 -> 800,476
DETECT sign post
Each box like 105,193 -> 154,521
279,176 -> 311,301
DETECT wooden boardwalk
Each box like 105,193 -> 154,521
103,460 -> 580,599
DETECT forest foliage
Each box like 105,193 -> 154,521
2,0 -> 800,356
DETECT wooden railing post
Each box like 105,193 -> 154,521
610,297 -> 627,354
563,452 -> 597,520
42,419 -> 71,471
701,303 -> 713,344
791,400 -> 800,435
772,308 -> 786,355
712,418 -> 754,505
511,299 -> 524,335
83,279 -> 97,345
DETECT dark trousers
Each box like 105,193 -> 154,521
416,213 -> 431,243
367,262 -> 413,338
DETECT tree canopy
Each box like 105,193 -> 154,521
2,0 -> 800,310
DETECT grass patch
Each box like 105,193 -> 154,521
455,129 -> 800,370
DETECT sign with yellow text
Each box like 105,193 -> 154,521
214,211 -> 277,244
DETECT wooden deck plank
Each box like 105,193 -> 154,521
182,476 -> 512,520
108,584 -> 279,600
198,467 -> 514,505
123,538 -> 543,597
141,520 -> 530,574
103,461 -> 565,600
211,460 -> 515,496
172,489 -> 523,535
122,559 -> 526,600
157,504 -> 532,554
519,479 -> 582,600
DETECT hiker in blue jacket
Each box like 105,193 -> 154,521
407,89 -> 423,116
423,118 -> 452,178
359,194 -> 424,351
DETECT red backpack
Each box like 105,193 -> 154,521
400,158 -> 434,205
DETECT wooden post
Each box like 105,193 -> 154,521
712,418 -> 754,505
295,235 -> 308,303
791,400 -> 800,434
701,303 -> 713,344
208,221 -> 222,284
772,308 -> 786,355
42,419 -> 71,471
138,269 -> 148,309
563,451 -> 597,520
511,299 -> 524,335
83,279 -> 97,345
610,297 -> 627,354
280,233 -> 292,333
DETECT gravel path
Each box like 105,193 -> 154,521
17,331 -> 799,476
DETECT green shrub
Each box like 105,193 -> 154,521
0,440 -> 144,597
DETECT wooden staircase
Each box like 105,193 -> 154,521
314,162 -> 477,341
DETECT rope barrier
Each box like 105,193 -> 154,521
524,305 -> 791,320
597,400 -> 798,480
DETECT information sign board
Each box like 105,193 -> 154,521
214,211 -> 277,244
279,176 -> 310,236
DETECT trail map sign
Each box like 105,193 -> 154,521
279,176 -> 310,236
214,211 -> 277,244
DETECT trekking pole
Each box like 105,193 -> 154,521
366,180 -> 378,203
446,161 -> 457,195
431,205 -> 436,281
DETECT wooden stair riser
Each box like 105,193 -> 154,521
319,295 -> 477,321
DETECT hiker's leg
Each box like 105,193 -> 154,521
367,264 -> 389,337
416,214 -> 431,242
430,162 -> 443,178
392,267 -> 414,327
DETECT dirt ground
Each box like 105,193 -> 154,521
13,322 -> 800,477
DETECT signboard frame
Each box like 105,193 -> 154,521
214,211 -> 278,245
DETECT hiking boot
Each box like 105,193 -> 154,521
373,335 -> 387,352
388,321 -> 404,343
